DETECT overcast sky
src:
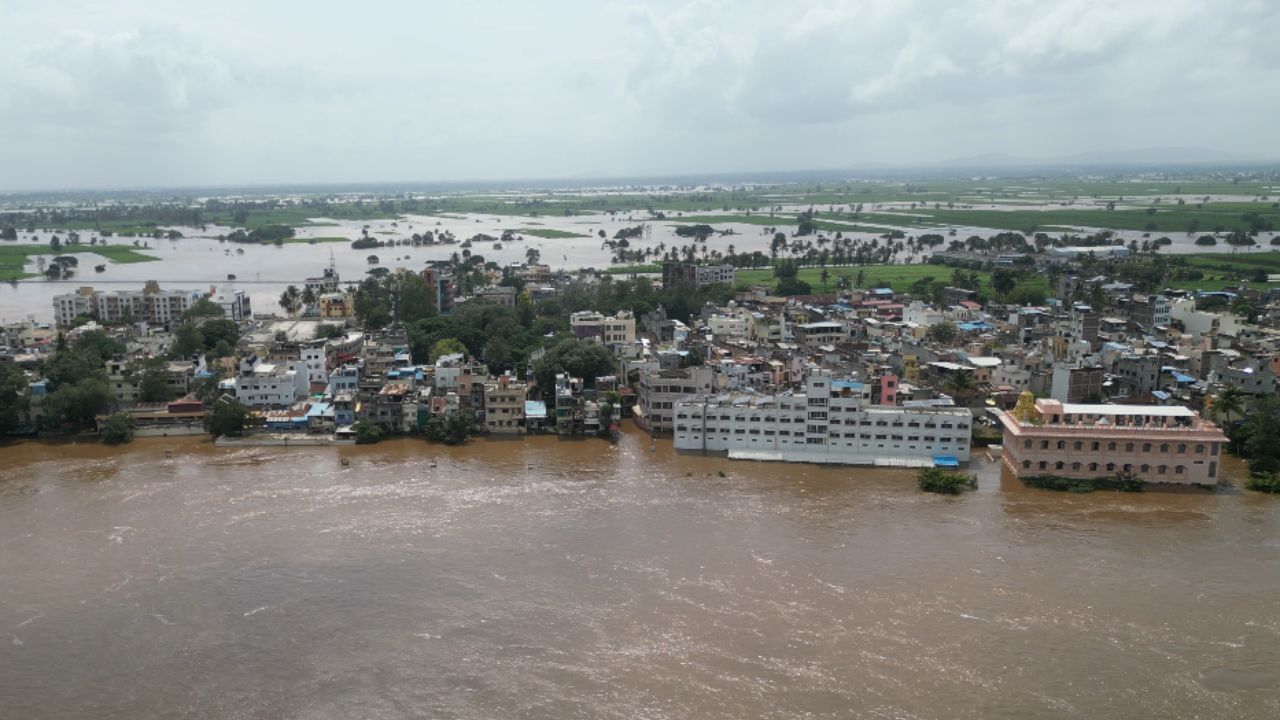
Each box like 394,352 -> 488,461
1,0 -> 1277,190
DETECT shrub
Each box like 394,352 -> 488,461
100,412 -> 135,445
917,467 -> 978,494
352,420 -> 385,445
1022,472 -> 1145,493
1246,473 -> 1280,494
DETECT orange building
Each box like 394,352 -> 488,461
999,395 -> 1227,485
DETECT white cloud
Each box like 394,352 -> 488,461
0,0 -> 1276,190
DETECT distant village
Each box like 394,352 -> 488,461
4,247 -> 1280,491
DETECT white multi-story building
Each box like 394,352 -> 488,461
570,310 -> 636,346
696,265 -> 736,286
708,313 -> 749,339
233,355 -> 310,407
636,365 -> 717,433
53,282 -> 202,328
209,288 -> 252,322
301,344 -> 328,384
674,369 -> 972,466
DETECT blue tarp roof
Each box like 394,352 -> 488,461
933,456 -> 960,468
833,380 -> 865,389
525,400 -> 547,418
1173,373 -> 1196,384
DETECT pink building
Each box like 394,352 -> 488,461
879,374 -> 898,406
999,397 -> 1227,485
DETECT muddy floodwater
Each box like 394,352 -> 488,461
1,429 -> 1278,719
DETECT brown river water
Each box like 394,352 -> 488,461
1,428 -> 1278,719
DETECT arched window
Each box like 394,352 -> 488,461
1055,461 -> 1064,470
1142,443 -> 1151,452
1125,443 -> 1135,452
1091,441 -> 1100,451
1106,463 -> 1115,471
1108,442 -> 1117,451
1089,462 -> 1098,471
1177,444 -> 1186,454
1175,465 -> 1185,474
1123,463 -> 1133,472
1039,461 -> 1048,470
1022,460 -> 1031,469
1074,441 -> 1083,451
1057,440 -> 1066,450
1140,464 -> 1150,473
1195,444 -> 1205,454
1160,443 -> 1169,453
1071,462 -> 1081,471
1158,465 -> 1167,474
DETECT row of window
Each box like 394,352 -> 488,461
1023,439 -> 1216,455
681,428 -> 965,444
675,413 -> 967,431
1023,459 -> 1190,475
678,435 -> 965,453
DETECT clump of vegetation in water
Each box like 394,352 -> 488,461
1022,472 -> 1145,493
352,420 -> 385,445
1247,473 -> 1280,494
100,412 -> 135,445
917,467 -> 978,494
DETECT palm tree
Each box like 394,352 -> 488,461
1212,387 -> 1244,426
279,285 -> 300,317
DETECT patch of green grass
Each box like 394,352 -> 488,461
280,236 -> 350,245
603,264 -> 661,274
0,244 -> 159,280
87,246 -> 159,263
507,227 -> 589,239
731,262 -> 1053,298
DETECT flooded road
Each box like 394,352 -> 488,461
1,430 -> 1278,719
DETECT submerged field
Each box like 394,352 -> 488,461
0,244 -> 159,281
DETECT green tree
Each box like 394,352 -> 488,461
45,379 -> 113,430
181,298 -> 225,320
776,277 -> 812,296
429,338 -> 469,362
199,319 -> 240,353
0,360 -> 29,434
189,373 -> 226,405
395,272 -> 437,323
990,268 -> 1018,298
279,285 -> 301,316
483,335 -> 512,371
205,398 -> 251,437
422,408 -> 476,445
135,357 -> 177,403
1211,387 -> 1244,427
352,420 -> 385,445
917,467 -> 977,494
100,412 -> 135,445
943,370 -> 974,393
927,321 -> 958,345
532,338 -> 617,400
171,323 -> 204,360
1238,397 -> 1280,477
